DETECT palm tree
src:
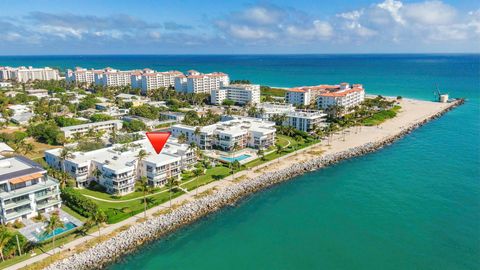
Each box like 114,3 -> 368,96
22,142 -> 34,155
135,149 -> 149,175
59,147 -> 74,189
138,176 -> 153,219
275,144 -> 283,154
177,133 -> 187,144
46,212 -> 64,254
91,167 -> 103,187
92,209 -> 107,237
192,168 -> 202,196
167,177 -> 180,208
247,106 -> 258,117
188,142 -> 197,154
0,226 -> 12,262
257,149 -> 265,161
193,127 -> 201,137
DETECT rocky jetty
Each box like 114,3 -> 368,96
45,100 -> 463,270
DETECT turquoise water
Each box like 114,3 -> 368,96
220,154 -> 252,163
36,222 -> 77,242
1,55 -> 479,269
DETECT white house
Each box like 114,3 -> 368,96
255,103 -> 296,120
45,137 -> 195,193
0,156 -> 61,224
284,111 -> 328,132
171,116 -> 276,151
61,120 -> 123,139
26,89 -> 49,99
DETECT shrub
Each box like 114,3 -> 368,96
60,188 -> 99,218
123,119 -> 147,132
54,116 -> 87,127
90,113 -> 114,122
32,213 -> 46,222
13,220 -> 25,229
27,121 -> 64,145
88,181 -> 106,192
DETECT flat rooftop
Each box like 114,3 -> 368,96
0,156 -> 45,182
173,116 -> 275,136
61,120 -> 122,132
46,136 -> 189,171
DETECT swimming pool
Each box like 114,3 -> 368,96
35,222 -> 77,242
220,154 -> 251,163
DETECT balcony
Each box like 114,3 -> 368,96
37,199 -> 61,210
105,174 -> 133,181
113,181 -> 135,189
3,198 -> 31,210
35,190 -> 60,201
5,207 -> 32,220
75,170 -> 88,176
0,177 -> 59,201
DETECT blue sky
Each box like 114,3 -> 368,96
0,0 -> 479,55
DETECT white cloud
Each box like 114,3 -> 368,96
285,20 -> 333,40
334,0 -> 479,44
337,10 -> 377,37
229,25 -> 277,40
241,6 -> 281,25
0,1 -> 478,53
402,1 -> 457,25
377,0 -> 405,24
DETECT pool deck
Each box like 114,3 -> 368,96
205,148 -> 258,164
19,210 -> 83,242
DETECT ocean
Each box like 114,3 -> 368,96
1,54 -> 479,269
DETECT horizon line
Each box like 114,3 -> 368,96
0,52 -> 479,57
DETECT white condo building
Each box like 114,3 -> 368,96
284,111 -> 327,132
171,116 -> 276,151
94,68 -> 134,87
254,103 -> 326,132
286,85 -> 339,106
211,84 -> 261,105
174,70 -> 229,94
255,103 -> 296,120
317,83 -> 365,110
140,70 -> 183,95
0,157 -> 61,224
66,67 -> 97,84
61,120 -> 123,139
0,66 -> 60,82
45,137 -> 195,194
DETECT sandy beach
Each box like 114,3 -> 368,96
7,98 -> 461,270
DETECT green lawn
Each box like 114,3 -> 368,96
245,136 -> 318,168
0,134 -> 320,269
362,106 -> 401,126
61,205 -> 87,222
78,185 -> 162,201
182,166 -> 231,191
275,135 -> 290,148
74,135 -> 315,224
260,87 -> 287,97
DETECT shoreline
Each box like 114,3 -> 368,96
34,99 -> 463,270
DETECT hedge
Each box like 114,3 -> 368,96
60,188 -> 98,218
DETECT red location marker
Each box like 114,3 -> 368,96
146,132 -> 171,154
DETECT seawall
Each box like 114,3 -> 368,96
45,99 -> 464,270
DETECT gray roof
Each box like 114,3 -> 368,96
0,156 -> 45,182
